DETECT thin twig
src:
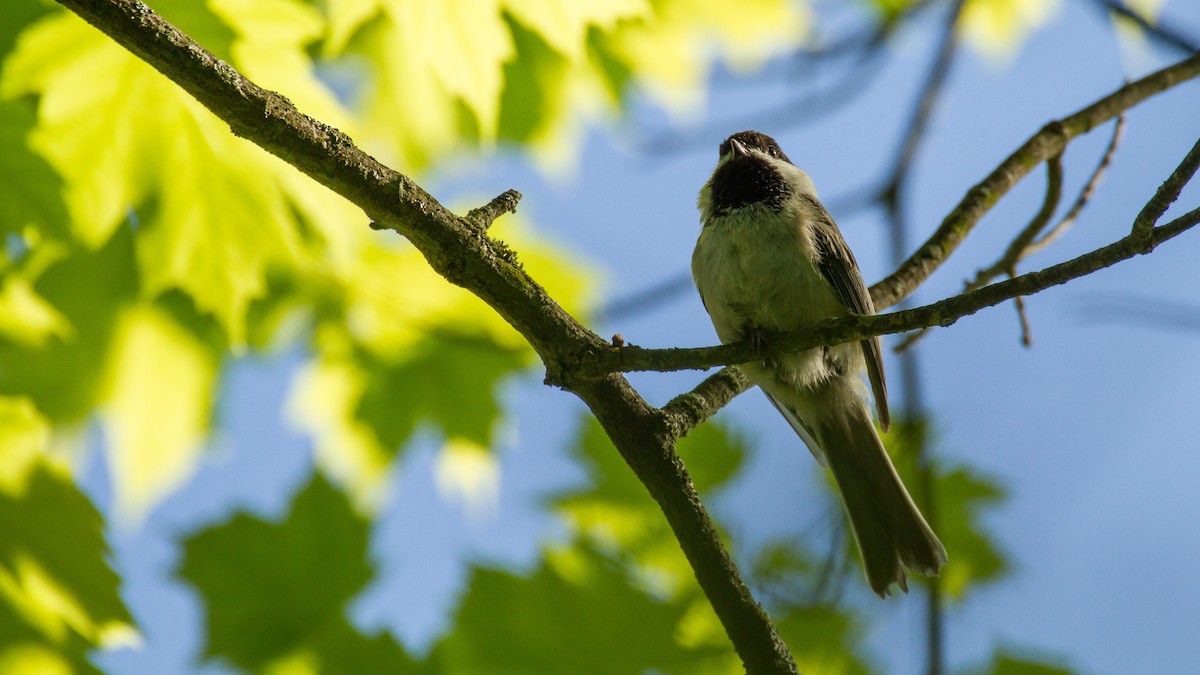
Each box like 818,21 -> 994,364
896,115 -> 1127,353
897,154 -> 1064,353
1013,290 -> 1033,347
1093,0 -> 1200,54
976,156 -> 1066,289
1028,114 -> 1125,255
1132,135 -> 1200,250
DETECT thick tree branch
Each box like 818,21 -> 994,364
869,51 -> 1200,309
53,0 -> 797,671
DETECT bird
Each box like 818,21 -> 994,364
692,130 -> 946,596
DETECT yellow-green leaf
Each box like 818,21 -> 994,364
4,12 -> 305,344
286,353 -> 396,511
0,276 -> 72,348
960,0 -> 1060,58
432,544 -> 723,673
329,0 -> 514,168
433,437 -> 501,519
502,0 -> 649,62
605,0 -> 806,113
99,305 -> 218,522
0,398 -> 137,670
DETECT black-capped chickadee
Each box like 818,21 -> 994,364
692,130 -> 946,596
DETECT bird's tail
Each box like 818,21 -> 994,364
814,403 -> 947,597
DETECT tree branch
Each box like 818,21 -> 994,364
869,52 -> 1200,310
592,203 -> 1200,376
1029,113 -> 1124,255
661,366 -> 753,439
48,2 -> 1200,672
52,1 -> 798,672
896,115 -> 1125,353
1131,134 -> 1200,250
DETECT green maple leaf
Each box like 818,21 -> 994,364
0,397 -> 136,672
431,544 -> 722,674
3,11 -> 304,345
178,474 -> 410,671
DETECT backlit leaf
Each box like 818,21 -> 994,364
885,418 -> 1009,598
430,544 -> 721,674
99,304 -> 218,522
0,398 -> 136,672
960,0 -> 1060,58
3,11 -> 305,345
551,415 -> 746,596
178,474 -> 382,671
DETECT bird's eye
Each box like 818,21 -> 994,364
767,146 -> 780,158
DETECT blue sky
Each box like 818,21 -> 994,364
90,2 -> 1200,673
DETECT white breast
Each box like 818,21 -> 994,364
692,192 -> 852,391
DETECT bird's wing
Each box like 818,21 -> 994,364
803,195 -> 890,431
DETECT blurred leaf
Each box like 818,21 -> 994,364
496,15 -> 570,146
3,10 -> 305,345
288,214 -> 595,505
356,333 -> 526,450
0,98 -> 68,242
860,0 -> 922,22
286,353 -> 393,507
147,0 -> 239,63
776,604 -> 871,675
298,622 -> 422,675
0,397 -> 136,672
287,332 -> 526,507
749,538 -> 820,599
886,418 -> 1009,599
98,304 -> 218,522
550,415 -> 746,596
178,473 -> 407,671
432,437 -> 501,519
932,465 -> 1007,597
959,0 -> 1060,58
430,544 -> 722,674
0,1 -> 55,63
0,226 -> 136,423
0,274 -> 72,349
602,0 -> 806,113
317,0 -> 803,169
325,0 -> 516,169
503,0 -> 649,61
208,0 -> 352,129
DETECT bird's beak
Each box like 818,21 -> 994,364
727,138 -> 749,159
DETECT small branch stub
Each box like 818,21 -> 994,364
467,189 -> 523,229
